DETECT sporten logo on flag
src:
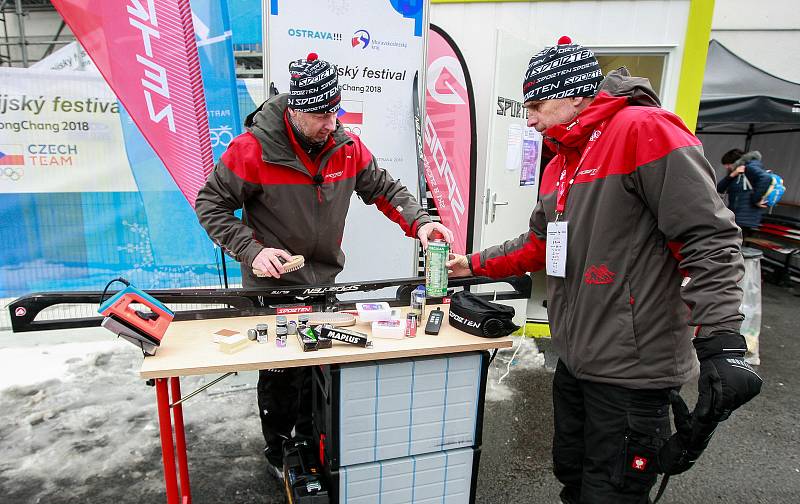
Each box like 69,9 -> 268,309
0,145 -> 25,165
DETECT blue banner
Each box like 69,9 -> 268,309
227,0 -> 263,50
193,0 -> 243,161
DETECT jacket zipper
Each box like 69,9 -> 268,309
305,141 -> 349,283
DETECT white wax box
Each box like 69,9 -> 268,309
356,302 -> 392,322
219,334 -> 250,354
371,319 -> 406,339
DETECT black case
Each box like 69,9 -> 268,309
282,438 -> 330,504
311,351 -> 490,472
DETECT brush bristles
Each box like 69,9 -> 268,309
253,255 -> 305,277
283,255 -> 305,272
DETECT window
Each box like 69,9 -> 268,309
595,53 -> 667,98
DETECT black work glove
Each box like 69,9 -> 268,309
656,391 -> 717,475
693,331 -> 763,423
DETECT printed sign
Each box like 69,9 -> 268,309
0,68 -> 136,193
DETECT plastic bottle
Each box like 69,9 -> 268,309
425,230 -> 449,297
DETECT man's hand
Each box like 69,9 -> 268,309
729,165 -> 746,178
251,247 -> 294,278
446,253 -> 472,278
417,222 -> 454,250
656,391 -> 718,475
694,331 -> 763,423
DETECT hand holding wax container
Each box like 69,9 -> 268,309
425,230 -> 449,298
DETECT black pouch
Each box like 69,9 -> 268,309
448,291 -> 519,338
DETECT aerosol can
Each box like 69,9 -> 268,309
425,230 -> 449,298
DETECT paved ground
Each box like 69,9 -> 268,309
1,282 -> 798,503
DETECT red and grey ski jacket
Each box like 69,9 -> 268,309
196,93 -> 430,287
470,69 -> 744,389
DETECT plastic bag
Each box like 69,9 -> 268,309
740,248 -> 763,365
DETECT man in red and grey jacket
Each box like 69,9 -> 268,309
448,38 -> 761,503
196,53 -> 452,480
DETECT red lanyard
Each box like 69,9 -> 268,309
555,121 -> 607,217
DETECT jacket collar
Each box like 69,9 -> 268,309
544,92 -> 628,151
246,93 -> 352,169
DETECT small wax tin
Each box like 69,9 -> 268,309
247,328 -> 258,341
256,323 -> 269,343
276,324 -> 288,348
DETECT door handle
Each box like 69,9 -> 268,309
490,193 -> 509,223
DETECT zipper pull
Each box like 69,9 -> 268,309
312,173 -> 324,203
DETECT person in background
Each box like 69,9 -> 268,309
195,52 -> 452,481
717,148 -> 772,235
448,37 -> 762,504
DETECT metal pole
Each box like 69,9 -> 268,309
14,0 -> 26,67
41,20 -> 66,58
169,378 -> 192,503
169,372 -> 235,407
221,251 -> 229,288
155,378 -> 181,504
744,123 -> 755,151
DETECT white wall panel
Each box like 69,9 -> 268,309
711,0 -> 800,82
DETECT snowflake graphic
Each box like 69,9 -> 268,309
118,220 -> 154,268
385,98 -> 413,137
328,0 -> 351,15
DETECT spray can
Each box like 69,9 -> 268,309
425,230 -> 449,298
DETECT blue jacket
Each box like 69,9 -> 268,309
716,151 -> 771,229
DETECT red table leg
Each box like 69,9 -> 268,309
156,378 -> 181,504
170,377 -> 192,504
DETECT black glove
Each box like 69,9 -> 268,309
656,391 -> 717,475
693,331 -> 763,423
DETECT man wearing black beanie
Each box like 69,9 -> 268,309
196,52 -> 453,481
448,37 -> 761,503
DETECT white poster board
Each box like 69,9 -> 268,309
0,67 -> 136,193
265,0 -> 428,284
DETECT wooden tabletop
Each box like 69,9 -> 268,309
140,305 -> 513,379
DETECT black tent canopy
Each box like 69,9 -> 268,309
698,40 -> 800,137
697,40 -> 800,209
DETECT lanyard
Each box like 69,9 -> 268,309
555,120 -> 607,218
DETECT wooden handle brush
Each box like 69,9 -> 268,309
253,255 -> 305,278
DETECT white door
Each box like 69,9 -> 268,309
474,30 -> 544,324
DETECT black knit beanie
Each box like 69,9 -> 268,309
523,36 -> 603,103
288,53 -> 341,113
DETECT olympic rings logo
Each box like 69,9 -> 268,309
0,166 -> 23,181
344,125 -> 362,136
209,126 -> 234,148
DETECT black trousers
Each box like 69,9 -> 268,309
553,360 -> 672,504
258,366 -> 313,466
243,291 -> 324,467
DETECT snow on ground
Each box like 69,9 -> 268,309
0,336 -> 264,501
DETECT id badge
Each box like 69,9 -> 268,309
546,221 -> 568,278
